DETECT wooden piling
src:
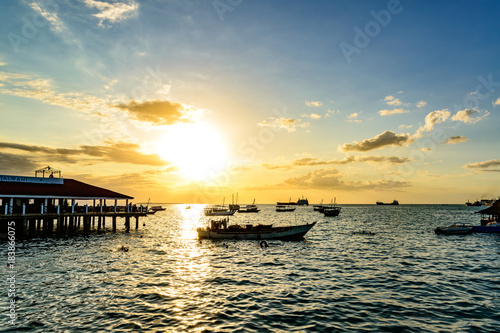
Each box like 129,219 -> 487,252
125,216 -> 130,233
112,216 -> 117,232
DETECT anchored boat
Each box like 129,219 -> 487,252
197,218 -> 317,240
434,224 -> 473,235
238,199 -> 260,213
276,205 -> 296,212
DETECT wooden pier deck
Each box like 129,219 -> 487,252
0,211 -> 149,239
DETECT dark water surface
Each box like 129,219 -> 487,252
1,204 -> 499,332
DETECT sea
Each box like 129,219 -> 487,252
1,204 -> 499,332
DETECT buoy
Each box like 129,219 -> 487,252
260,240 -> 269,248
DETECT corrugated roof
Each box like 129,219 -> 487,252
0,178 -> 133,200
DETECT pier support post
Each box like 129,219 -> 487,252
125,216 -> 130,233
29,219 -> 36,237
112,216 -> 117,232
135,216 -> 139,230
97,216 -> 102,231
57,216 -> 63,234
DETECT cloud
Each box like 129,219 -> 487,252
324,109 -> 336,117
0,152 -> 41,174
445,136 -> 468,144
451,109 -> 489,124
414,109 -> 451,137
29,2 -> 81,47
0,141 -> 167,166
357,156 -> 411,164
493,98 -> 500,106
84,0 -> 139,27
260,168 -> 410,191
283,168 -> 343,188
112,100 -> 199,125
347,112 -> 361,123
384,95 -> 402,106
416,100 -> 427,108
263,155 -> 410,170
464,159 -> 500,170
305,100 -> 323,107
301,113 -> 321,119
258,117 -> 309,132
378,109 -> 408,116
0,71 -> 107,112
339,131 -> 412,152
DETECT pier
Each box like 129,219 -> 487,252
0,167 -> 148,239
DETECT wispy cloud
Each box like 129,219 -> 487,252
384,95 -> 402,106
263,155 -> 410,170
464,159 -> 500,172
255,168 -> 410,191
83,0 -> 139,28
0,152 -> 41,174
493,98 -> 500,106
347,112 -> 361,122
339,131 -> 412,152
0,141 -> 167,166
445,136 -> 468,144
416,100 -> 427,108
258,117 -> 309,133
324,109 -> 336,117
301,113 -> 321,119
305,100 -> 323,107
30,1 -> 81,47
378,109 -> 408,116
0,70 -> 107,112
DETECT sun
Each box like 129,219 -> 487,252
157,123 -> 229,180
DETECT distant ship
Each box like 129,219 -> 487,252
297,196 -> 309,206
465,200 -> 482,207
481,198 -> 498,206
276,197 -> 297,206
376,200 -> 399,205
276,196 -> 309,206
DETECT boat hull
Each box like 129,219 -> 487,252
472,225 -> 500,233
323,209 -> 340,217
204,211 -> 236,216
197,222 -> 316,240
237,209 -> 260,213
434,226 -> 473,235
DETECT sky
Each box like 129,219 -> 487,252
0,0 -> 499,204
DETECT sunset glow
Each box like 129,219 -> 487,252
157,123 -> 228,180
0,1 -> 499,203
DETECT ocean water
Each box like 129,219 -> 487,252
1,204 -> 499,332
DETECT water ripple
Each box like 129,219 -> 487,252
1,204 -> 499,332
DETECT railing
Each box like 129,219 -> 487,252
0,204 -> 146,216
